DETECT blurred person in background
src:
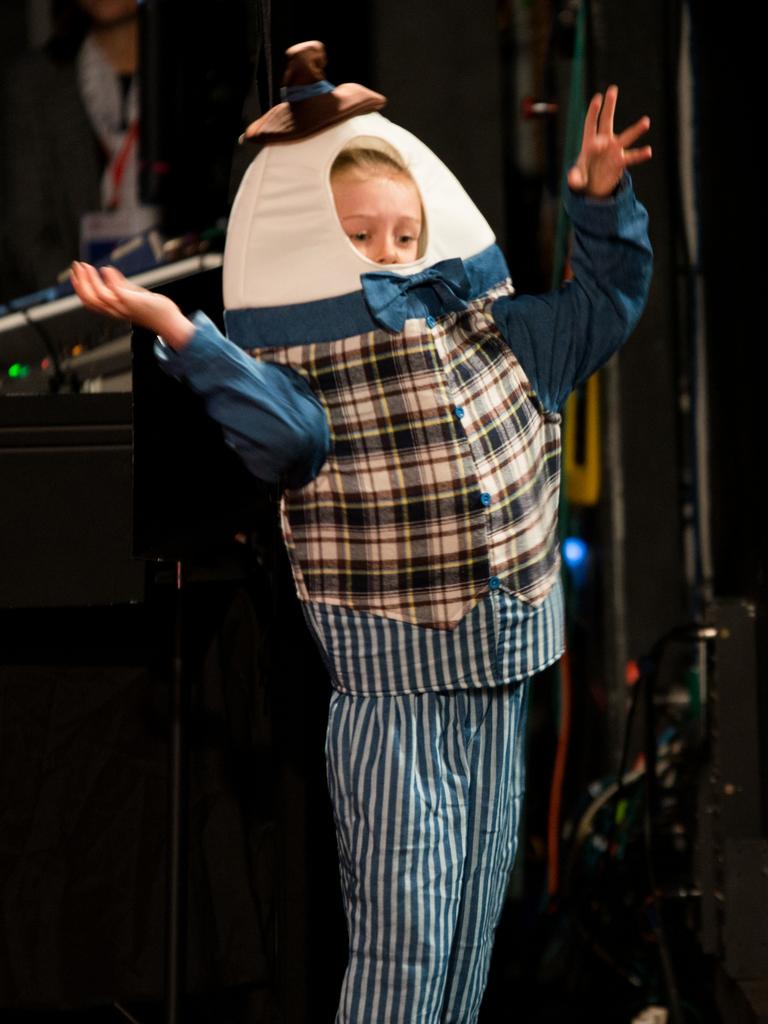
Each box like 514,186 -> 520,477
0,0 -> 156,302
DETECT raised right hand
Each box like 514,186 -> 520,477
70,262 -> 194,351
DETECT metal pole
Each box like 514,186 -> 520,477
166,559 -> 188,1024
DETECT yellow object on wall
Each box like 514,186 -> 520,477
564,373 -> 601,506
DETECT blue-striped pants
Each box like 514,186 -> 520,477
326,679 -> 531,1023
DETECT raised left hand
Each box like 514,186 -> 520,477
567,85 -> 652,198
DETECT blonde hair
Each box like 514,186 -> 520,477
330,146 -> 414,183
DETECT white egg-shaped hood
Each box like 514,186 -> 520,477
223,112 -> 496,311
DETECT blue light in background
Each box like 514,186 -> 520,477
563,536 -> 588,570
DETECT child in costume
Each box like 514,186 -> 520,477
72,40 -> 652,1024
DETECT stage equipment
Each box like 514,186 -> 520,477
0,254 -> 222,395
696,599 -> 768,1023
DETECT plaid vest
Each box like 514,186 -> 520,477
247,279 -> 562,631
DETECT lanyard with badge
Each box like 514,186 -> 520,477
78,36 -> 157,262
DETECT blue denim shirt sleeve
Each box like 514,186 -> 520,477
491,174 -> 653,412
154,310 -> 330,489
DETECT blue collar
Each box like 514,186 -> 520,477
225,244 -> 509,349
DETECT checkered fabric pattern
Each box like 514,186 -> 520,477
250,282 -> 562,631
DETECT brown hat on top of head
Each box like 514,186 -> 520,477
241,40 -> 387,144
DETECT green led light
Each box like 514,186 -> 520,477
8,363 -> 31,379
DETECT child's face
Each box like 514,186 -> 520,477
331,171 -> 422,265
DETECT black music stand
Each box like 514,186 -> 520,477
131,269 -> 274,1024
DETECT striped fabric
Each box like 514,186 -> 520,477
251,282 -> 562,632
304,579 -> 564,696
326,677 -> 531,1023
